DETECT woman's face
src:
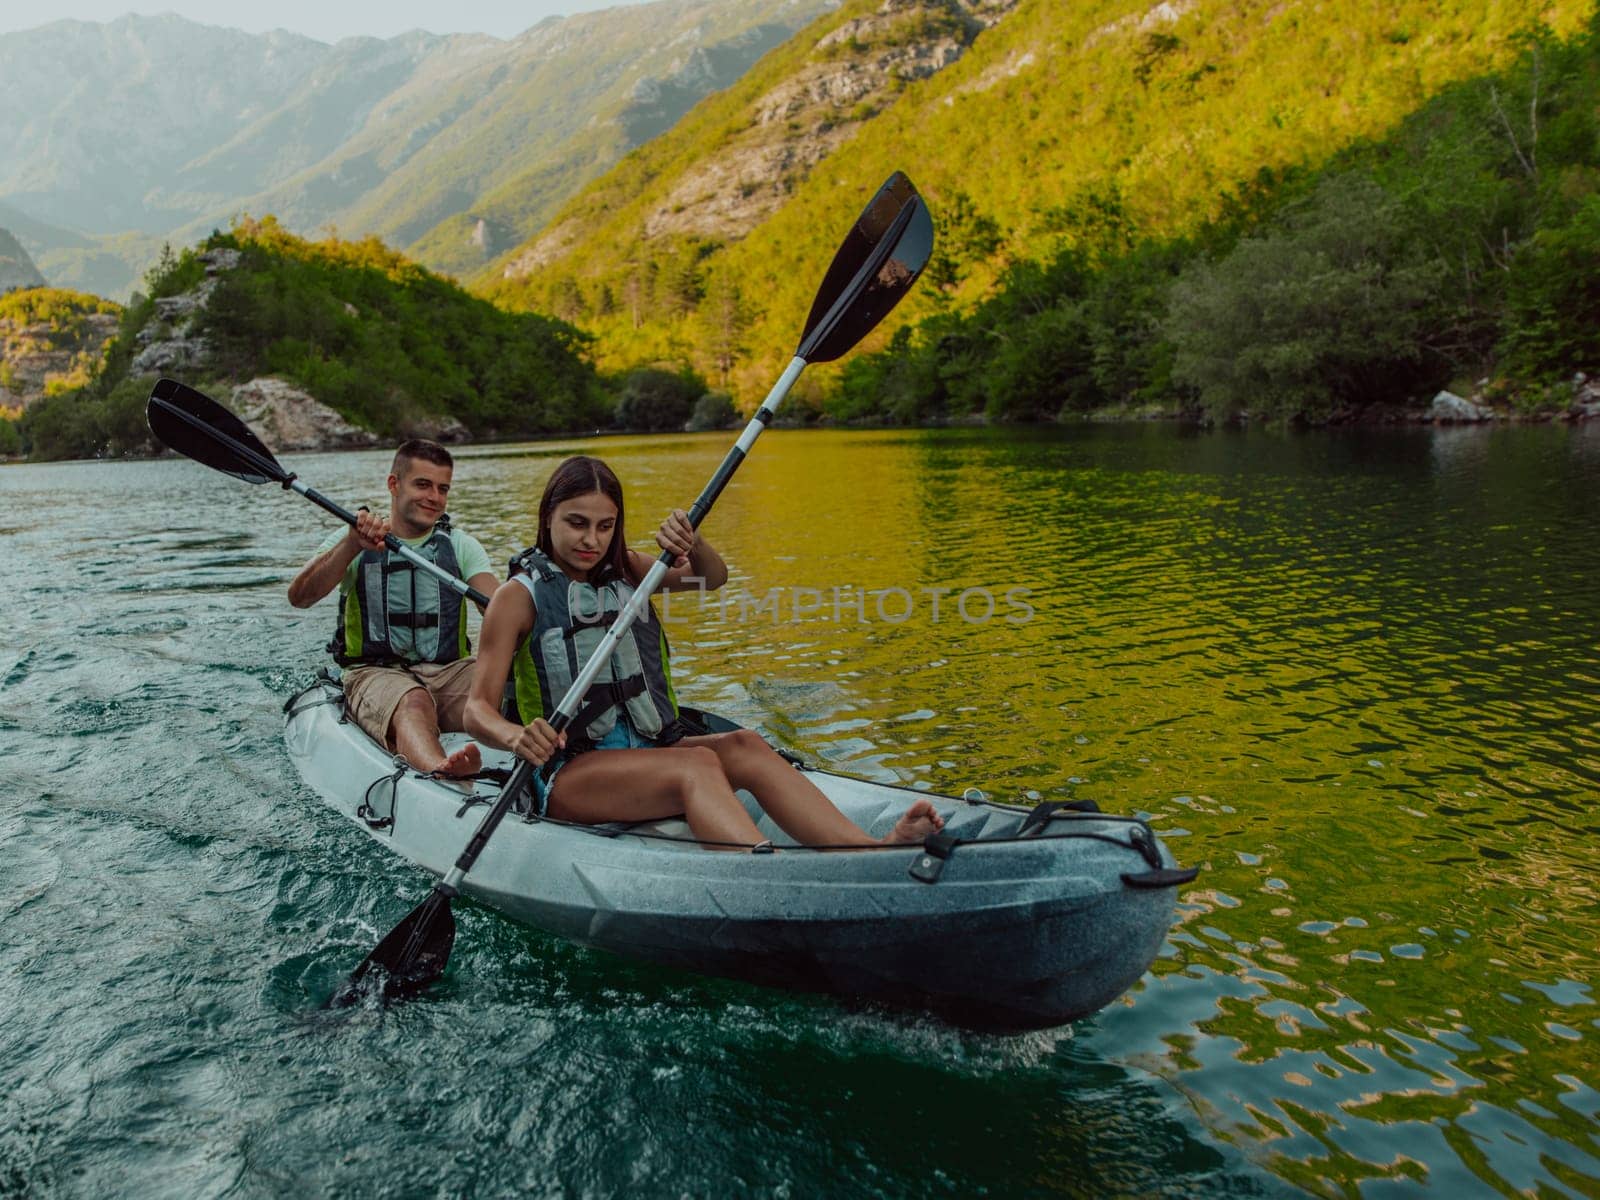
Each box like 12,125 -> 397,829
546,490 -> 618,579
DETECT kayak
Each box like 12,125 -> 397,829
283,675 -> 1197,1031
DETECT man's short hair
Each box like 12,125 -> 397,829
392,439 -> 453,478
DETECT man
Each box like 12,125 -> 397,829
288,439 -> 497,777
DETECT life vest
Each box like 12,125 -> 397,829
505,547 -> 678,748
330,514 -> 469,667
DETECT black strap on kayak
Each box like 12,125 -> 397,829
365,761 -> 514,827
1122,865 -> 1200,888
908,832 -> 961,884
1128,822 -> 1163,870
1017,798 -> 1102,837
283,672 -> 345,718
409,764 -> 513,787
335,744 -> 1196,885
1113,822 -> 1201,888
524,812 -> 1198,893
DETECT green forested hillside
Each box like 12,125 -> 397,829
838,15 -> 1600,422
487,0 -> 1593,411
10,221 -> 609,461
0,287 -> 122,457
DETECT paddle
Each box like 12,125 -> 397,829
332,170 -> 935,1006
145,378 -> 491,610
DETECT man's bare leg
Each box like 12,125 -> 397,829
389,688 -> 482,777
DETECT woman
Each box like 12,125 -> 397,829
463,455 -> 944,850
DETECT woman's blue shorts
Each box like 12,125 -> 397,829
531,716 -> 662,815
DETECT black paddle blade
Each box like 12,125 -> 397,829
146,377 -> 287,485
797,171 -> 935,364
329,888 -> 457,1007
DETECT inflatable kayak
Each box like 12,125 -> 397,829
283,675 -> 1197,1031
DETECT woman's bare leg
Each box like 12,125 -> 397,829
545,744 -> 765,849
676,729 -> 943,846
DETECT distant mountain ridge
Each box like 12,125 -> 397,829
0,227 -> 46,293
0,2 -> 836,297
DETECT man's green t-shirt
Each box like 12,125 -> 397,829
315,523 -> 493,597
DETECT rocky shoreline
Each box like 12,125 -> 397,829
1052,384 -> 1600,429
1345,384 -> 1600,426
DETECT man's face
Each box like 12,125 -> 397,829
387,458 -> 453,536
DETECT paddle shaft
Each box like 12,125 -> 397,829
435,355 -> 807,889
150,392 -> 488,609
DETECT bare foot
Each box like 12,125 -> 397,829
433,742 -> 483,778
883,798 -> 945,845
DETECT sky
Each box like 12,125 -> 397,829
0,1 -> 656,42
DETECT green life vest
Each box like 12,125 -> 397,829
331,515 -> 469,667
505,547 -> 678,747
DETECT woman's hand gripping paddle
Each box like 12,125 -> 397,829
331,170 -> 934,1006
145,379 -> 491,610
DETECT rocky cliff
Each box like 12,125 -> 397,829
503,0 -> 1020,277
127,242 -> 473,451
0,287 -> 118,409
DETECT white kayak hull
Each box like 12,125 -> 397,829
284,678 -> 1195,1030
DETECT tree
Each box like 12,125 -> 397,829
622,261 -> 655,330
615,366 -> 706,431
1497,193 -> 1600,380
924,190 -> 1002,296
698,274 -> 752,387
1165,174 -> 1448,420
549,276 -> 587,322
687,391 -> 737,431
658,249 -> 706,320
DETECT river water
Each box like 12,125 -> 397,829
3,424 -> 1597,1198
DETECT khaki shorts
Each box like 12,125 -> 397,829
342,658 -> 478,748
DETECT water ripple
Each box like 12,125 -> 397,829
3,426 -> 1598,1196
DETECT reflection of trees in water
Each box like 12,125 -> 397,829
899,422 -> 1600,1195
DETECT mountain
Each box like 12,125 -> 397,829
0,227 -> 46,293
484,0 -> 1595,401
0,198 -> 166,303
0,1 -> 835,298
341,3 -> 833,278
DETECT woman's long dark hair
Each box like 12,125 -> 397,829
535,456 -> 633,583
